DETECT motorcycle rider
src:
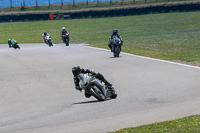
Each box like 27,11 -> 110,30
8,39 -> 12,48
61,27 -> 69,42
108,29 -> 123,52
72,66 -> 113,98
42,32 -> 50,44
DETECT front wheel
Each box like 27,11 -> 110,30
110,88 -> 117,99
114,46 -> 120,57
89,87 -> 106,101
65,39 -> 69,46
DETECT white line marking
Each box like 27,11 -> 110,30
84,45 -> 200,70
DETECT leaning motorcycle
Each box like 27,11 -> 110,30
62,33 -> 69,46
45,35 -> 53,47
78,73 -> 117,101
112,37 -> 122,57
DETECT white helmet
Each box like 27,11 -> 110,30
62,27 -> 65,30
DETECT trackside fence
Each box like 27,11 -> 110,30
0,0 -> 197,11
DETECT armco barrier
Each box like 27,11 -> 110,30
0,2 -> 200,22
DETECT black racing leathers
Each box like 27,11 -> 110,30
61,29 -> 69,40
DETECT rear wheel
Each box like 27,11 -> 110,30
114,46 -> 120,57
89,87 -> 106,101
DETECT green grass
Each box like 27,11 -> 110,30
1,11 -> 200,64
109,115 -> 200,133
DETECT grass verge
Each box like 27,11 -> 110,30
108,115 -> 200,133
0,11 -> 200,64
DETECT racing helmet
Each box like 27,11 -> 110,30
62,27 -> 66,30
113,29 -> 118,35
44,32 -> 47,36
72,66 -> 81,75
8,39 -> 11,43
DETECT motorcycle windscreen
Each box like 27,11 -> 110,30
78,73 -> 84,80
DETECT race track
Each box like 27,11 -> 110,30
0,43 -> 200,133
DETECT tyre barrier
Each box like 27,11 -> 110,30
0,13 -> 49,22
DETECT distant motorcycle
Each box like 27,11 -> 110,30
62,33 -> 69,46
45,35 -> 53,47
112,37 -> 122,57
9,40 -> 20,49
78,73 -> 117,101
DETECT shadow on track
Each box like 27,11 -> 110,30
109,56 -> 122,58
73,99 -> 111,105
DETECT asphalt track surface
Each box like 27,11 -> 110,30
0,43 -> 200,133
